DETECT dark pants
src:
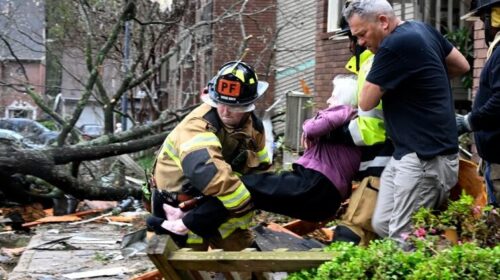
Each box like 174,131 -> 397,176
183,165 -> 342,238
243,164 -> 342,222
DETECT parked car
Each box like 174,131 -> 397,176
0,128 -> 27,146
79,124 -> 103,140
0,128 -> 41,148
0,118 -> 59,146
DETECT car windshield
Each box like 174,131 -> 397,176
0,118 -> 58,146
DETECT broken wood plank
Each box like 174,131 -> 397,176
27,236 -> 73,250
129,269 -> 162,280
62,267 -> 129,279
168,249 -> 334,272
147,234 -> 194,280
119,154 -> 145,176
69,212 -> 113,225
282,219 -> 329,236
147,235 -> 336,274
22,209 -> 106,228
126,176 -> 145,185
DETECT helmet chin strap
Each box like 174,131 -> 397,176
354,44 -> 367,72
484,11 -> 493,46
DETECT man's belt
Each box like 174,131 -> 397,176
154,189 -> 203,211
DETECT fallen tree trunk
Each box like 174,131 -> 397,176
0,106 -> 195,202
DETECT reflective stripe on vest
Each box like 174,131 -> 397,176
357,106 -> 384,119
179,132 -> 221,155
218,211 -> 254,239
257,146 -> 270,164
348,115 -> 386,146
217,183 -> 251,210
359,156 -> 391,172
347,50 -> 386,146
162,137 -> 181,169
186,211 -> 255,244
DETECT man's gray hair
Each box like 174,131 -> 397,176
343,0 -> 395,21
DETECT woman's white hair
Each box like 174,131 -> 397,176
327,75 -> 358,107
343,0 -> 395,21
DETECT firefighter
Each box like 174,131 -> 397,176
155,74 -> 362,244
457,0 -> 500,206
327,1 -> 394,246
146,61 -> 271,251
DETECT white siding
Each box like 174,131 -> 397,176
273,0 -> 316,136
393,1 -> 416,20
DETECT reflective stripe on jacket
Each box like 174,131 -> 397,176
154,103 -> 269,241
345,50 -> 392,177
345,52 -> 387,146
186,211 -> 254,244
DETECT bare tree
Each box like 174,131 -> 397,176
0,0 -> 281,204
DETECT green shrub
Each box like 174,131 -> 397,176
409,243 -> 500,280
408,193 -> 500,248
287,194 -> 500,280
287,241 -> 499,280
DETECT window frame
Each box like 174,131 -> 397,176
327,0 -> 343,33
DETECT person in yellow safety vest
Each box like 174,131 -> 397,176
146,61 -> 271,251
328,2 -> 394,246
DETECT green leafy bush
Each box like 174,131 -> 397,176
287,241 -> 499,280
409,243 -> 500,280
287,194 -> 500,280
408,193 -> 500,248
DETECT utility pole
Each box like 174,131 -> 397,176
121,19 -> 131,130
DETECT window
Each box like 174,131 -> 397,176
327,0 -> 343,33
8,109 -> 33,119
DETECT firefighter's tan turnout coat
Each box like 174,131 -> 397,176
154,103 -> 270,244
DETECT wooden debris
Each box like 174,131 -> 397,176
62,267 -> 129,279
282,219 -> 328,236
1,203 -> 46,224
22,209 -> 105,228
450,159 -> 487,207
267,222 -> 302,238
69,212 -> 113,225
147,234 -> 337,278
1,247 -> 25,257
26,236 -> 73,250
129,270 -> 162,280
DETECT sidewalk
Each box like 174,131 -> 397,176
9,221 -> 155,279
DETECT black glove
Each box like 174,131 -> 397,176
456,114 -> 472,136
230,150 -> 248,172
182,196 -> 229,239
323,122 -> 355,146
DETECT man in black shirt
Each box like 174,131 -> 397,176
343,0 -> 470,245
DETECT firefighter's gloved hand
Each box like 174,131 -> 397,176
231,150 -> 248,172
456,114 -> 472,136
161,219 -> 189,235
146,216 -> 188,236
163,203 -> 187,220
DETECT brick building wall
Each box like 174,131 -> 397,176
212,0 -> 276,110
472,20 -> 488,96
469,20 -> 489,162
0,61 -> 46,119
166,1 -> 277,112
314,0 -> 352,111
